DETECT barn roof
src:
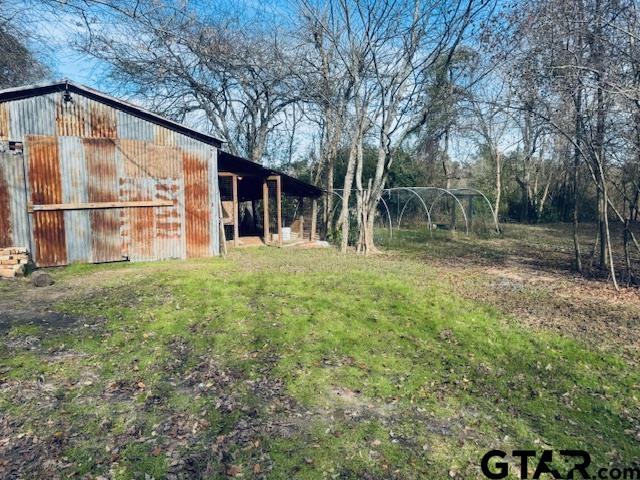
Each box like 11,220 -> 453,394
0,81 -> 323,199
219,150 -> 323,199
0,80 -> 224,147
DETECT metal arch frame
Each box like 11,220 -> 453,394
329,190 -> 393,238
449,187 -> 500,232
413,187 -> 469,236
331,186 -> 499,238
386,187 -> 433,231
377,195 -> 393,239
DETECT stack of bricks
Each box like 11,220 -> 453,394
0,247 -> 30,278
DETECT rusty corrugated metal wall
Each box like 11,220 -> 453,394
0,90 -> 220,267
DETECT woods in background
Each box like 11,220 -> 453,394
5,0 -> 640,286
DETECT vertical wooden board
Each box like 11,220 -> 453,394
183,151 -> 210,258
84,138 -> 121,263
60,137 -> 91,263
27,135 -> 67,266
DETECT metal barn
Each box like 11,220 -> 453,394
0,81 -> 322,268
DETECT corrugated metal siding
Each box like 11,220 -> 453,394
183,151 -> 210,258
0,104 -> 8,142
59,137 -> 91,263
0,150 -> 30,249
27,135 -> 67,267
0,153 -> 12,247
10,97 -> 56,140
84,138 -> 122,263
0,88 -> 220,266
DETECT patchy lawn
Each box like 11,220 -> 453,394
1,224 -> 639,479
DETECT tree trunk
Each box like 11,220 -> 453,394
494,148 -> 502,222
338,123 -> 363,252
573,90 -> 583,273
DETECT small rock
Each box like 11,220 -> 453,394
32,271 -> 54,287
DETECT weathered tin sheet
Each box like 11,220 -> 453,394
183,151 -> 210,258
0,150 -> 30,250
0,153 -> 12,247
0,104 -> 8,142
120,177 -> 155,262
27,135 -> 67,266
208,147 -> 220,256
9,97 -> 56,141
56,94 -> 88,137
59,137 -> 91,263
154,178 -> 185,260
84,138 -> 122,263
1,87 -> 221,265
155,124 -> 176,147
117,110 -> 154,142
89,100 -> 117,138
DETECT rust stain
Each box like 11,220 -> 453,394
90,102 -> 117,138
83,138 -> 121,262
120,139 -> 181,179
27,135 -> 67,266
0,165 -> 12,247
0,103 -> 8,142
155,180 -> 181,242
56,96 -> 86,137
119,177 -> 154,260
183,152 -> 210,258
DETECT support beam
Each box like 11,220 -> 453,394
263,179 -> 270,244
276,175 -> 282,247
232,175 -> 239,247
310,199 -> 318,241
298,196 -> 305,239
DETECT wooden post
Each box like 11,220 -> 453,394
276,175 -> 282,247
310,198 -> 318,241
298,196 -> 305,239
232,175 -> 239,247
263,179 -> 270,244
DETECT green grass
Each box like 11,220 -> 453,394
1,229 -> 639,479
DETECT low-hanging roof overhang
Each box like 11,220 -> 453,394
218,151 -> 323,200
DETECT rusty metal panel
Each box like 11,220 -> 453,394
0,157 -> 10,247
89,99 -> 117,138
83,138 -> 122,263
26,135 -> 67,266
119,139 -> 182,179
59,137 -> 91,263
207,147 -> 220,255
154,178 -> 184,260
119,177 -> 156,262
183,150 -> 210,258
0,104 -> 8,142
56,94 -> 88,137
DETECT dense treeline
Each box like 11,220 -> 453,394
6,0 -> 640,286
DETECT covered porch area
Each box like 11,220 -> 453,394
218,151 -> 324,249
